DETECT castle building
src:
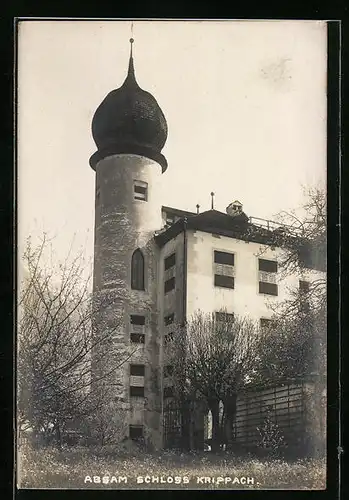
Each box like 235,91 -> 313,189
89,39 -> 324,449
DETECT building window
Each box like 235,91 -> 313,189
164,313 -> 174,326
258,258 -> 278,296
129,425 -> 144,440
299,280 -> 310,293
259,258 -> 278,273
130,364 -> 145,376
164,387 -> 174,398
164,253 -> 176,271
259,282 -> 278,296
131,249 -> 145,290
164,277 -> 175,294
164,365 -> 174,377
260,318 -> 277,330
130,333 -> 145,344
214,275 -> 234,289
130,314 -> 145,326
214,250 -> 235,266
214,311 -> 234,323
130,386 -> 144,397
96,187 -> 100,203
134,180 -> 148,201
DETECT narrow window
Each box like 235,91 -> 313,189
133,180 -> 148,201
129,425 -> 144,440
214,251 -> 235,266
214,275 -> 234,289
131,249 -> 145,290
164,277 -> 175,294
164,313 -> 174,326
164,253 -> 176,271
130,386 -> 144,397
130,364 -> 145,376
258,258 -> 278,296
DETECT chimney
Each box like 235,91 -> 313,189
226,200 -> 243,217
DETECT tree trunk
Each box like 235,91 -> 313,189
209,399 -> 220,452
223,394 -> 237,451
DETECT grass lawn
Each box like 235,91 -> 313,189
17,443 -> 326,490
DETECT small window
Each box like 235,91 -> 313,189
131,249 -> 145,291
214,251 -> 235,266
164,277 -> 175,294
164,313 -> 174,326
134,180 -> 148,201
164,253 -> 176,271
260,318 -> 277,330
259,259 -> 278,273
129,425 -> 143,440
130,364 -> 145,376
164,387 -> 174,398
299,280 -> 310,293
259,282 -> 278,296
96,187 -> 100,203
130,315 -> 145,325
215,311 -> 234,322
164,365 -> 174,377
214,275 -> 234,289
130,333 -> 145,344
130,386 -> 144,397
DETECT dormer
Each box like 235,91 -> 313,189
226,200 -> 243,217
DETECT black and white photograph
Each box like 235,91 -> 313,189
17,19 -> 328,490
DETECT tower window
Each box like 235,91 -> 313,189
130,314 -> 145,325
129,425 -> 144,440
134,180 -> 148,201
130,364 -> 145,376
131,249 -> 145,290
164,277 -> 175,294
164,253 -> 176,271
130,333 -> 145,344
130,386 -> 144,397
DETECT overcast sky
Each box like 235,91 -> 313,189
18,20 -> 327,267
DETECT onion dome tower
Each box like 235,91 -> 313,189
90,38 -> 168,172
90,38 -> 168,450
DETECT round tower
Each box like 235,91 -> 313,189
90,39 -> 168,449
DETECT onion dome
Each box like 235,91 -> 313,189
89,39 -> 168,172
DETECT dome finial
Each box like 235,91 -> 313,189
125,34 -> 137,84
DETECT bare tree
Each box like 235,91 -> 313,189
17,235 -> 135,447
167,310 -> 261,451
